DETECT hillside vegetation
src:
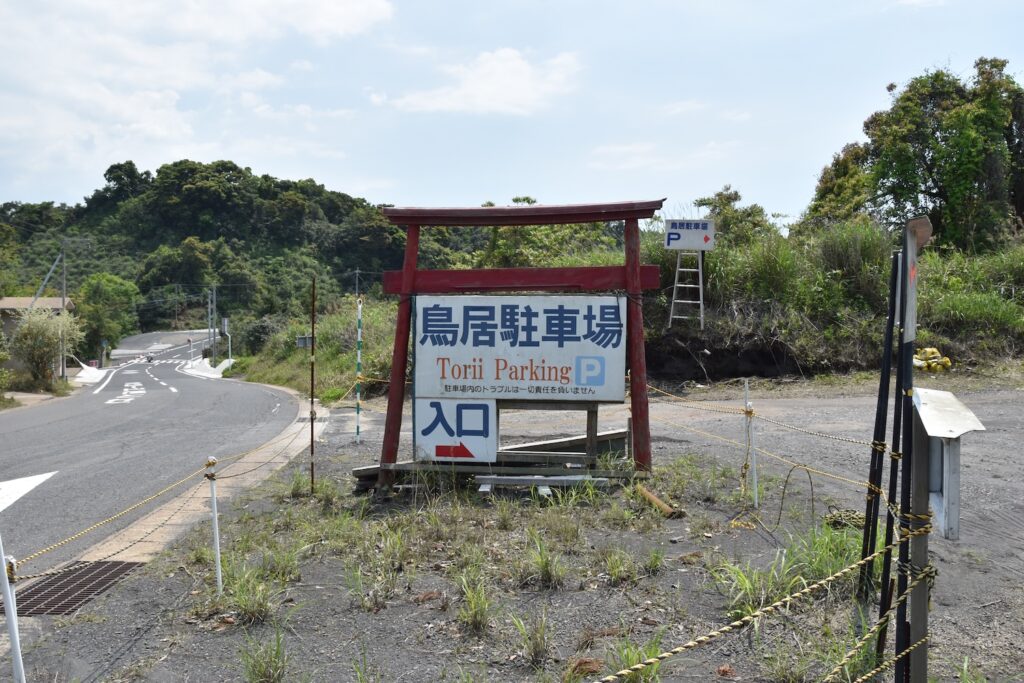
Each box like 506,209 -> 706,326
3,57 -> 1024,394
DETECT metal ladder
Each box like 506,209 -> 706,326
667,250 -> 704,330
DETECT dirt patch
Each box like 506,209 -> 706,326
14,379 -> 1024,682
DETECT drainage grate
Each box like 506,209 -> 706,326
1,561 -> 143,616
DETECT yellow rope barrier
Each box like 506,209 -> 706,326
822,565 -> 936,682
591,525 -> 929,682
850,636 -> 928,683
15,465 -> 208,569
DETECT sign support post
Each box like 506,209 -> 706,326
625,216 -> 652,471
380,225 -> 420,490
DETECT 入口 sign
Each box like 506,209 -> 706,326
414,398 -> 497,462
414,295 -> 626,402
664,219 -> 716,250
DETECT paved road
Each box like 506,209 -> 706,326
0,330 -> 296,573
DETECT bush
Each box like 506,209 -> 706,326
812,217 -> 892,307
10,309 -> 84,390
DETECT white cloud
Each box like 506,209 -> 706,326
63,0 -> 394,46
390,49 -> 580,115
589,141 -> 738,171
661,100 -> 707,116
895,0 -> 946,6
0,1 -> 391,196
722,109 -> 752,122
228,69 -> 285,91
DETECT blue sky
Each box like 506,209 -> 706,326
2,0 -> 1022,224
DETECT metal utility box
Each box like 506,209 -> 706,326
912,388 -> 985,540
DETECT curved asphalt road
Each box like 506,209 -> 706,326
0,331 -> 296,573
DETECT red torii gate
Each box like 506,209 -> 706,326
378,199 -> 665,488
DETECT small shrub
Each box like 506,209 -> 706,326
642,549 -> 666,576
230,566 -> 277,624
289,470 -> 309,498
240,627 -> 289,683
495,498 -> 517,531
457,572 -> 492,635
606,631 -> 664,683
600,548 -> 638,586
526,529 -> 566,589
510,609 -> 550,668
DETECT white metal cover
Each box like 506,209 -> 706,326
414,295 -> 627,402
912,388 -> 985,439
414,398 -> 497,462
664,219 -> 716,250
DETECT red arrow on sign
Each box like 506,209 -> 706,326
435,442 -> 475,458
704,234 -> 711,243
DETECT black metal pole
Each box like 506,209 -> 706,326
894,242 -> 915,683
878,250 -> 906,663
858,252 -> 900,599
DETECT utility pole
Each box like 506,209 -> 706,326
212,284 -> 218,366
60,238 -> 67,381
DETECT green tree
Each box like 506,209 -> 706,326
814,57 -> 1024,250
796,143 -> 874,237
76,273 -> 140,360
465,196 -> 618,268
11,308 -> 84,389
694,186 -> 778,246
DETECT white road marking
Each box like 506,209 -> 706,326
159,381 -> 167,386
0,471 -> 57,513
93,361 -> 133,394
170,387 -> 178,393
272,402 -> 280,414
106,381 -> 147,405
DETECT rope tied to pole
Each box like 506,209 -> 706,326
590,525 -> 930,682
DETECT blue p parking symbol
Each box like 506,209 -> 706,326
575,356 -> 606,386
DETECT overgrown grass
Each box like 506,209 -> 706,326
457,570 -> 492,635
232,295 -> 396,397
605,631 -> 665,683
712,524 -> 881,620
240,627 -> 289,683
510,609 -> 551,668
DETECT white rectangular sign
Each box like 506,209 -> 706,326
414,295 -> 626,402
664,218 -> 716,250
414,398 -> 497,462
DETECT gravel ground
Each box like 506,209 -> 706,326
11,372 -> 1024,682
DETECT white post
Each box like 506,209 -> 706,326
205,459 -> 223,595
1,539 -> 27,683
744,379 -> 758,509
356,297 -> 363,444
224,333 -> 232,362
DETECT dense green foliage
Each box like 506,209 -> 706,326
804,58 -> 1024,252
76,273 -> 141,361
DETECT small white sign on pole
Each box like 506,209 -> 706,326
664,219 -> 716,250
414,398 -> 497,462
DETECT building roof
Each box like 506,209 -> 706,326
0,297 -> 75,312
